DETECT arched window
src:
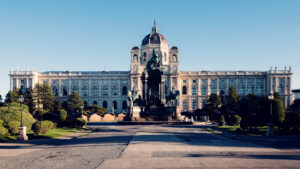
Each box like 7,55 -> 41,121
278,84 -> 283,94
52,86 -> 58,96
122,101 -> 127,109
172,55 -> 177,62
247,85 -> 253,94
182,86 -> 187,95
192,85 -> 197,95
219,85 -> 225,93
133,54 -> 138,63
210,85 -> 216,94
257,85 -> 263,95
113,101 -> 117,110
201,85 -> 206,95
142,53 -> 147,64
93,101 -> 98,105
103,101 -> 107,108
202,100 -> 206,108
183,100 -> 187,109
63,86 -> 68,96
192,100 -> 197,110
122,86 -> 127,96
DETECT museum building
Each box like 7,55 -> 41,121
9,22 -> 293,113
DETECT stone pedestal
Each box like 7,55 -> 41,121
175,106 -> 182,121
18,126 -> 28,141
132,106 -> 141,120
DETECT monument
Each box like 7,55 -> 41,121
127,49 -> 181,121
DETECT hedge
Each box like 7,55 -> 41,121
34,120 -> 54,135
8,121 -> 20,135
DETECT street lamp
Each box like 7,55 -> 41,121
266,91 -> 274,137
19,95 -> 24,127
18,95 -> 28,140
81,105 -> 84,116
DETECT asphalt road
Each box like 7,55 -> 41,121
0,124 -> 299,169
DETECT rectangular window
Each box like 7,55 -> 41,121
192,80 -> 197,83
201,85 -> 206,95
183,80 -> 187,83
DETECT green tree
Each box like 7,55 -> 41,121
272,98 -> 285,125
206,93 -> 221,110
67,91 -> 83,115
227,86 -> 238,111
291,99 -> 300,110
34,83 -> 55,111
24,88 -> 36,114
41,84 -> 55,111
5,89 -> 19,103
273,92 -> 282,100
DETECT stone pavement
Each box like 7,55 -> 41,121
98,125 -> 300,169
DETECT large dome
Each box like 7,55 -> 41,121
141,21 -> 168,46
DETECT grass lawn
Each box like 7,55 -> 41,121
214,126 -> 269,136
40,127 -> 84,138
0,127 -> 84,141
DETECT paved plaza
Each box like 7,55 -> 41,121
0,124 -> 299,169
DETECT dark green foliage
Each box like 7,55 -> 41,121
0,126 -> 8,135
34,83 -> 55,111
67,91 -> 83,116
291,99 -> 300,110
227,86 -> 238,111
59,109 -> 67,121
273,92 -> 282,100
219,90 -> 226,106
283,111 -> 300,131
34,120 -> 54,135
24,88 -> 36,114
272,99 -> 285,125
36,109 -> 48,121
0,103 -> 35,131
206,93 -> 221,110
219,115 -> 225,126
8,121 -> 20,134
74,118 -> 87,127
227,115 -> 241,126
5,89 -> 19,103
86,105 -> 107,116
53,100 -> 63,113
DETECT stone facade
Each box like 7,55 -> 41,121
9,22 -> 293,113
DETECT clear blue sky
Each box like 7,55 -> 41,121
0,0 -> 299,98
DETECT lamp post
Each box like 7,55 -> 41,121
19,95 -> 24,127
18,95 -> 28,140
81,105 -> 84,117
266,91 -> 274,137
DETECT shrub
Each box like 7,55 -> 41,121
74,118 -> 87,127
0,119 -> 3,126
8,121 -> 20,134
272,99 -> 285,125
227,115 -> 242,126
219,115 -> 225,126
59,109 -> 67,121
0,103 -> 35,131
36,109 -> 48,121
0,126 -> 8,135
34,120 -> 54,135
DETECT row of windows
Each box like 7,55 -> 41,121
52,86 -> 128,96
86,100 -> 128,110
182,78 -> 265,84
182,100 -> 206,110
132,53 -> 177,63
182,85 -> 265,95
